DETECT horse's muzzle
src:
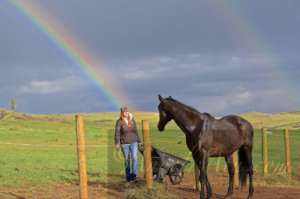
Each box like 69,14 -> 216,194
157,124 -> 164,131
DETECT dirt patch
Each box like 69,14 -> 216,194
170,175 -> 300,199
0,174 -> 300,199
0,192 -> 25,199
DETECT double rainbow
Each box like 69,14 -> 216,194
9,1 -> 296,111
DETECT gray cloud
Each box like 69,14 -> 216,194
0,0 -> 299,114
19,75 -> 86,94
108,52 -> 298,114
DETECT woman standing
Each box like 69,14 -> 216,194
115,106 -> 141,182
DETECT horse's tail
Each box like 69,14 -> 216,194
238,145 -> 249,187
238,126 -> 253,188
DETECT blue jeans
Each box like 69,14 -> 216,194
121,142 -> 138,181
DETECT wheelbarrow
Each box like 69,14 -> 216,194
139,145 -> 190,185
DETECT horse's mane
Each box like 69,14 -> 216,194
166,97 -> 198,112
166,97 -> 214,119
166,97 -> 213,118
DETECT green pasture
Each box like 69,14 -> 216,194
0,110 -> 299,187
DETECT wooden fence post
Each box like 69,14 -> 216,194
75,115 -> 89,199
232,151 -> 239,187
284,128 -> 292,179
142,120 -> 153,190
262,128 -> 269,176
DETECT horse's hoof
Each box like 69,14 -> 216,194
207,194 -> 212,199
224,193 -> 233,199
247,191 -> 254,199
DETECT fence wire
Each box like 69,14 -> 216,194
0,129 -> 299,177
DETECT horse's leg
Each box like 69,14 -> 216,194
198,150 -> 209,199
224,155 -> 234,198
198,160 -> 205,199
205,156 -> 212,199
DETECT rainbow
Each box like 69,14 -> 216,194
9,0 -> 130,110
211,1 -> 297,102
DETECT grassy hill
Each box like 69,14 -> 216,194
241,111 -> 300,129
0,109 -> 299,187
2,108 -> 300,129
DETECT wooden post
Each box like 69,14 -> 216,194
142,120 -> 153,190
76,115 -> 89,199
232,151 -> 239,187
194,164 -> 200,191
262,128 -> 269,176
284,128 -> 292,179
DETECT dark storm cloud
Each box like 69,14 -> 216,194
109,53 -> 298,114
34,0 -> 300,58
34,0 -> 252,58
0,0 -> 299,114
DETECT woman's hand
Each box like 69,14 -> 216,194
115,144 -> 120,150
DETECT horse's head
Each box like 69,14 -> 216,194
157,95 -> 172,131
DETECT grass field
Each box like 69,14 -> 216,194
0,109 -> 299,188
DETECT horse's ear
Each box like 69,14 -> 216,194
158,94 -> 164,102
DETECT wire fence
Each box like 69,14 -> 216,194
0,128 -> 299,180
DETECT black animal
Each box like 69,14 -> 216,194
157,95 -> 254,199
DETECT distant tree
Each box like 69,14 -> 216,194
9,99 -> 16,111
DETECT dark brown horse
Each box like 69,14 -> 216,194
157,95 -> 254,199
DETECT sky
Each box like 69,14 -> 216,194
0,0 -> 300,115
